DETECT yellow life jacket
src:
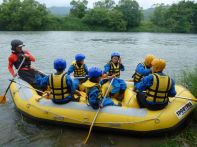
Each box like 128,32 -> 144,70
132,63 -> 147,83
83,80 -> 103,101
72,61 -> 86,77
49,73 -> 69,100
146,73 -> 172,103
109,62 -> 120,78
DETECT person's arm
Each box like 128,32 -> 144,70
135,75 -> 153,92
66,75 -> 74,94
120,63 -> 125,71
88,87 -> 99,104
103,64 -> 110,74
8,54 -> 17,76
67,65 -> 74,75
84,64 -> 88,75
24,50 -> 35,62
35,74 -> 49,88
136,63 -> 151,76
168,79 -> 177,97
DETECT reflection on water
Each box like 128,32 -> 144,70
0,32 -> 197,146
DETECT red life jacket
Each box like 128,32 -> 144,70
13,51 -> 31,69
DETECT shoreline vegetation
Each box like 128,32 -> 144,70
0,0 -> 196,33
156,68 -> 197,147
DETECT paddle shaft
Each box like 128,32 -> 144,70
83,78 -> 114,144
175,96 -> 197,102
10,80 -> 44,94
1,57 -> 26,100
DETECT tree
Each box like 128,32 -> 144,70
19,0 -> 49,30
0,0 -> 49,31
82,8 -> 108,26
70,0 -> 88,18
117,0 -> 142,28
83,8 -> 126,31
94,0 -> 115,9
165,1 -> 196,33
151,4 -> 168,26
107,9 -> 127,31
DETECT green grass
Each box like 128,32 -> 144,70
155,67 -> 197,147
179,67 -> 197,97
128,21 -> 171,33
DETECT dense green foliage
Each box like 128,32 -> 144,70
0,0 -> 196,33
151,1 -> 197,33
0,0 -> 48,31
70,0 -> 88,18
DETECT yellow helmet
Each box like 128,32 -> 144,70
151,58 -> 166,72
144,54 -> 155,67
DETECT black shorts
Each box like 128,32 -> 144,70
136,92 -> 168,111
18,69 -> 45,91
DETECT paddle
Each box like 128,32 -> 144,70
83,78 -> 114,144
174,96 -> 197,102
9,79 -> 51,102
0,57 -> 26,104
10,79 -> 44,94
126,92 -> 136,106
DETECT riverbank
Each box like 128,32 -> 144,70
47,16 -> 173,33
156,67 -> 197,147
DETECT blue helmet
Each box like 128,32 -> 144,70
54,58 -> 67,71
75,53 -> 85,61
111,52 -> 120,58
88,67 -> 102,78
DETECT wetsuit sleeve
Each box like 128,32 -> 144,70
136,63 -> 151,76
84,64 -> 88,75
66,75 -> 74,94
88,87 -> 99,104
35,74 -> 49,88
168,79 -> 176,97
67,65 -> 75,75
135,75 -> 154,92
24,50 -> 35,62
8,54 -> 17,76
120,63 -> 125,71
103,64 -> 110,74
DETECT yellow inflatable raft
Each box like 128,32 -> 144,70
10,79 -> 197,134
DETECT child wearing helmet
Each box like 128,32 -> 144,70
83,67 -> 118,109
67,53 -> 88,91
36,58 -> 79,104
132,54 -> 156,85
102,52 -> 126,101
134,58 -> 176,110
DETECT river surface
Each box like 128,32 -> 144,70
0,31 -> 197,146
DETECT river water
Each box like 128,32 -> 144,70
0,31 -> 197,146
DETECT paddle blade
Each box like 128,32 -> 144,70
0,95 -> 6,104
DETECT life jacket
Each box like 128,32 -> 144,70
13,51 -> 31,69
49,72 -> 69,100
146,73 -> 172,103
109,62 -> 121,78
132,63 -> 147,83
72,61 -> 86,77
83,80 -> 103,103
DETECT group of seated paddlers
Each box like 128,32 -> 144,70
8,39 -> 176,111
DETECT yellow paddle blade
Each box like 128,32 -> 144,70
0,95 -> 6,104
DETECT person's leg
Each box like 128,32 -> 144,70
102,97 -> 114,107
116,79 -> 127,101
73,78 -> 80,91
109,79 -> 120,97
